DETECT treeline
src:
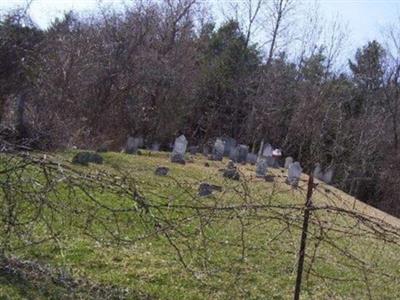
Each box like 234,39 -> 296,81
1,1 -> 399,216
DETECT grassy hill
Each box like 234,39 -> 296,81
0,150 -> 399,299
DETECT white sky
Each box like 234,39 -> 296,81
1,0 -> 400,57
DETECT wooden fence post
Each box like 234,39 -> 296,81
294,175 -> 314,300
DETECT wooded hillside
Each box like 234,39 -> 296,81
1,0 -> 399,216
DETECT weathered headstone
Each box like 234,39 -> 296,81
126,137 -> 141,154
198,183 -> 222,197
223,168 -> 240,180
237,145 -> 249,164
287,162 -> 302,187
222,161 -> 240,180
155,166 -> 169,176
323,168 -> 334,184
284,157 -> 293,169
211,138 -> 225,161
170,135 -> 187,164
223,137 -> 237,157
227,160 -> 235,169
313,163 -> 324,180
96,144 -> 108,153
151,143 -> 160,152
262,143 -> 276,167
262,143 -> 273,157
72,152 -> 103,166
229,147 -> 239,162
246,153 -> 257,165
256,156 -> 268,178
136,137 -> 144,148
258,140 -> 265,158
202,145 -> 210,157
270,148 -> 282,168
188,146 -> 199,155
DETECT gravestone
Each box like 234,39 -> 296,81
96,144 -> 108,153
237,145 -> 249,164
151,143 -> 160,152
313,163 -> 324,180
188,146 -> 199,155
223,137 -> 237,157
198,183 -> 222,197
262,143 -> 276,167
256,156 -> 268,178
223,168 -> 240,180
262,143 -> 273,157
126,136 -> 141,154
72,152 -> 103,166
323,168 -> 334,184
155,166 -> 169,176
284,157 -> 293,169
270,148 -> 282,168
136,137 -> 144,148
246,153 -> 257,165
211,138 -> 225,161
202,145 -> 210,157
258,140 -> 264,158
287,162 -> 302,187
170,135 -> 187,164
227,160 -> 235,169
229,147 -> 239,162
222,161 -> 240,180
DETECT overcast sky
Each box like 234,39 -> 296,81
1,0 -> 400,57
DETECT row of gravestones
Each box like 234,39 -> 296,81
169,135 -> 262,165
124,137 -> 170,154
125,135 -> 333,186
125,135 -> 272,166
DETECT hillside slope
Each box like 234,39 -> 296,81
0,150 -> 399,299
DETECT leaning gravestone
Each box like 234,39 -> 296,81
287,162 -> 302,187
256,156 -> 268,178
211,138 -> 225,161
170,135 -> 187,164
246,153 -> 257,165
323,168 -> 334,184
126,137 -> 141,154
223,137 -> 237,157
284,157 -> 293,169
237,145 -> 249,164
313,163 -> 324,180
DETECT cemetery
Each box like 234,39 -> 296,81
1,134 -> 400,299
121,134 -> 307,185
2,1 -> 400,297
